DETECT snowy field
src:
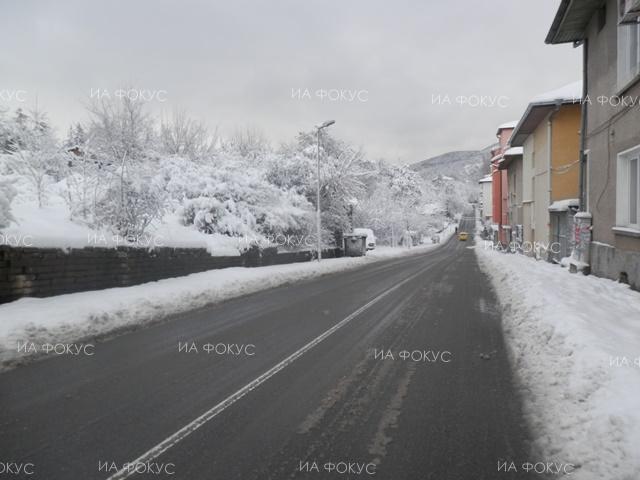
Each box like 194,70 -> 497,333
0,230 -> 454,368
476,240 -> 640,480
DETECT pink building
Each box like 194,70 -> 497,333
491,122 -> 517,244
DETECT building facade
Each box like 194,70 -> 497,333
499,147 -> 524,247
510,82 -> 582,260
547,0 -> 640,288
491,122 -> 517,244
478,174 -> 493,223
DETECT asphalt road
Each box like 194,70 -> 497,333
0,217 -> 539,479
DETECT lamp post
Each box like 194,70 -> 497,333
315,120 -> 335,261
348,197 -> 358,228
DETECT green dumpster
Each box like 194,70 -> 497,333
343,234 -> 367,257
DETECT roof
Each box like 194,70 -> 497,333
545,0 -> 604,44
498,147 -> 523,170
496,121 -> 518,135
510,81 -> 583,147
504,146 -> 523,156
531,81 -> 582,103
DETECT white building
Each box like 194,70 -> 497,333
478,174 -> 492,222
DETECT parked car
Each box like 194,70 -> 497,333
353,228 -> 376,250
458,232 -> 469,241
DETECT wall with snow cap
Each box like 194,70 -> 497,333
0,246 -> 340,304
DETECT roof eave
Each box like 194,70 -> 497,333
545,0 -> 604,45
509,99 -> 579,147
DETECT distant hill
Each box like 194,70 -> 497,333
410,146 -> 494,184
409,146 -> 494,215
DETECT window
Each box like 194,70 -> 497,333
617,145 -> 640,229
617,18 -> 640,89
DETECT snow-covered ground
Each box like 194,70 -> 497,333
476,240 -> 640,480
2,178 -> 248,255
0,228 -> 454,368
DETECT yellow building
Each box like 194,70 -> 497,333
550,104 -> 581,203
509,82 -> 582,261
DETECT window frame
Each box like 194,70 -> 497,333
616,144 -> 640,231
617,17 -> 640,91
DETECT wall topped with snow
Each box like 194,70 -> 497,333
0,246 -> 340,304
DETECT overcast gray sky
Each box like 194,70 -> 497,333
0,0 -> 581,163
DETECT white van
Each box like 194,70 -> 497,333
353,228 -> 376,250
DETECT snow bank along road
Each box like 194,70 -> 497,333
0,218 -> 540,479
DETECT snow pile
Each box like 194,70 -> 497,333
0,241 -> 449,368
476,241 -> 640,480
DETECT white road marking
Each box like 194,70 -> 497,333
105,263 -> 432,480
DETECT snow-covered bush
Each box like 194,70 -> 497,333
94,171 -> 165,239
0,180 -> 16,228
159,156 -> 312,240
63,155 -> 104,223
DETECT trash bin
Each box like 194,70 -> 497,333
343,234 -> 367,257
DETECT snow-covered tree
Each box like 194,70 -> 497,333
8,107 -> 61,207
0,180 -> 16,228
160,110 -> 216,161
275,130 -> 372,245
63,123 -> 87,150
0,94 -> 461,251
351,161 -> 437,245
86,95 -> 156,164
78,97 -> 167,237
226,126 -> 269,160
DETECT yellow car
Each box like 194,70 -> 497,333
458,232 -> 469,241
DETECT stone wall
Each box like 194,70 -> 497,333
0,246 -> 341,304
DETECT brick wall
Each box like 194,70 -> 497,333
0,246 -> 342,304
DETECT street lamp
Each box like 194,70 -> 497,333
315,120 -> 335,261
348,197 -> 358,228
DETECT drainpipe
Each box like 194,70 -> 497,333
579,38 -> 588,212
547,118 -> 553,214
547,101 -> 562,261
548,102 -> 563,204
572,38 -> 592,273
